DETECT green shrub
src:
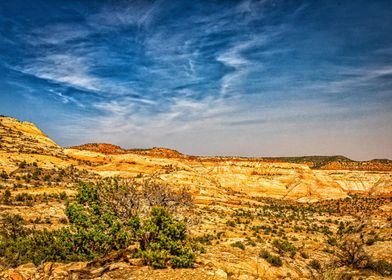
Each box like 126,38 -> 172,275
170,249 -> 196,268
15,193 -> 33,202
368,260 -> 392,276
327,237 -> 337,246
260,249 -> 283,267
140,250 -> 167,269
309,259 -> 321,270
19,161 -> 27,168
300,251 -> 309,259
0,181 -> 196,269
2,189 -> 11,205
135,207 -> 195,268
272,239 -> 297,257
365,238 -> 376,246
194,234 -> 214,245
59,191 -> 68,201
59,217 -> 68,224
231,241 -> 245,250
226,220 -> 236,227
0,171 -> 8,179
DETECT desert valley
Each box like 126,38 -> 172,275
0,116 -> 391,280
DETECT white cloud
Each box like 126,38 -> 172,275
21,53 -> 99,91
49,89 -> 85,108
88,0 -> 163,29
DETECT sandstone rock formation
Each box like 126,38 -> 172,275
0,116 -> 391,202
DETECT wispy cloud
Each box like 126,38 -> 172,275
87,0 -> 164,29
21,54 -> 99,91
49,89 -> 85,108
0,0 -> 391,159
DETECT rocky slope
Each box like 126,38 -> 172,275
0,116 -> 78,172
0,116 -> 60,155
0,116 -> 391,202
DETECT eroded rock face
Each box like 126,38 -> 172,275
1,116 -> 391,202
62,148 -> 392,202
320,170 -> 392,195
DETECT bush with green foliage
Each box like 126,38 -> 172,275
368,260 -> 392,276
365,238 -> 376,246
300,251 -> 309,259
231,241 -> 245,250
309,259 -> 321,270
2,189 -> 11,205
327,236 -> 337,246
135,207 -> 195,268
260,249 -> 283,267
0,180 -> 197,268
272,238 -> 297,257
0,171 -> 8,180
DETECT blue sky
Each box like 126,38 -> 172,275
0,0 -> 391,160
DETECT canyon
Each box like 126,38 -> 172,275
0,116 -> 391,279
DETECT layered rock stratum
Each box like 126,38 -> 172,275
0,116 -> 391,203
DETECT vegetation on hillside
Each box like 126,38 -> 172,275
0,179 -> 198,269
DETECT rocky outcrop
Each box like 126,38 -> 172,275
1,116 -> 391,201
0,117 -> 79,172
0,117 -> 60,153
63,148 -> 392,202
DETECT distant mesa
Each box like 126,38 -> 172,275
69,143 -> 127,154
70,143 -> 184,158
267,155 -> 392,171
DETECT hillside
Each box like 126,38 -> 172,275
1,116 -> 392,279
0,116 -> 60,155
264,155 -> 392,171
71,143 -> 185,158
0,116 -> 78,173
0,116 -> 391,201
71,142 -> 392,171
69,143 -> 127,154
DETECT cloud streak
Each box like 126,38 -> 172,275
0,0 -> 391,160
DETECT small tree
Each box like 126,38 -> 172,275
335,236 -> 369,268
137,207 -> 195,268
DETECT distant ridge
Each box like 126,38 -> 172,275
69,141 -> 392,171
69,143 -> 126,154
263,155 -> 392,171
69,143 -> 184,158
1,115 -> 391,171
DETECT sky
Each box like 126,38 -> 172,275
0,0 -> 391,160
